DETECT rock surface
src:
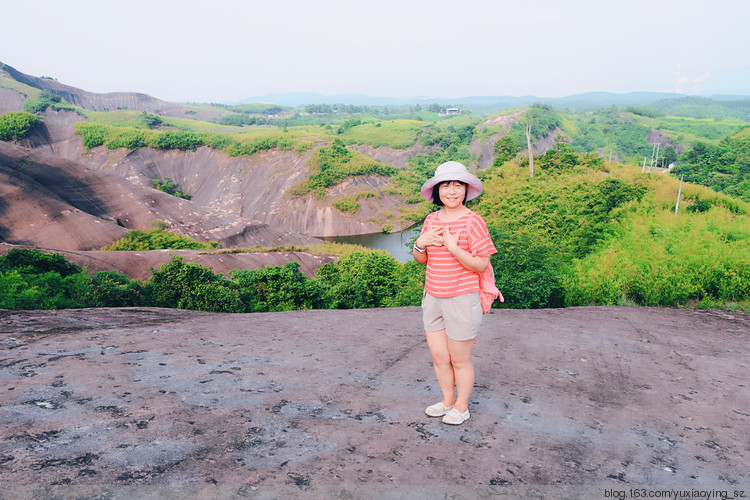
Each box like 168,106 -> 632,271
0,306 -> 748,497
0,141 -> 322,251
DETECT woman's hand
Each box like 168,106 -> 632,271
442,227 -> 460,253
442,226 -> 489,273
416,226 -> 445,249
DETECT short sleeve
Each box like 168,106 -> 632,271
468,214 -> 497,258
420,212 -> 437,235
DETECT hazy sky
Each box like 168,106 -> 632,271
2,0 -> 748,103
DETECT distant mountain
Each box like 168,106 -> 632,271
546,91 -> 686,112
241,92 -> 537,109
3,60 -> 749,117
240,90 -> 749,113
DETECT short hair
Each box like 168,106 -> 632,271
432,180 -> 468,206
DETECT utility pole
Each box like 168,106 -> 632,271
650,143 -> 656,169
675,174 -> 684,215
525,111 -> 534,178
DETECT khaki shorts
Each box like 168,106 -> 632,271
422,291 -> 483,341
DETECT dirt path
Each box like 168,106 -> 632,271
0,306 -> 748,498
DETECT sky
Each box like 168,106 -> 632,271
2,0 -> 749,103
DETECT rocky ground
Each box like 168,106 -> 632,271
0,305 -> 748,498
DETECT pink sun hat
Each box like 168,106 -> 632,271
420,161 -> 483,202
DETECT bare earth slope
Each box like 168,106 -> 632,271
12,119 -> 411,237
0,141 -> 321,251
80,144 -> 407,237
0,63 -> 223,121
0,306 -> 747,496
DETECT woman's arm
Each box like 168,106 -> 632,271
412,226 -> 445,265
442,227 -> 490,273
412,244 -> 428,264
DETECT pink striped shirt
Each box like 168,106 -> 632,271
421,210 -> 497,298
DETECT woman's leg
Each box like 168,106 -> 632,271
447,337 -> 475,413
425,329 -> 456,407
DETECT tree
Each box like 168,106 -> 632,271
492,136 -> 520,166
138,112 -> 163,129
315,251 -> 400,309
230,262 -> 331,312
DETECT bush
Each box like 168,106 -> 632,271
333,196 -> 360,214
385,259 -> 425,307
149,256 -> 244,312
22,90 -> 63,114
315,251 -> 400,309
230,262 -> 331,312
0,249 -> 89,310
488,227 -> 565,309
153,177 -> 191,199
106,129 -> 149,150
102,228 -> 216,251
152,131 -> 204,151
292,140 -> 397,196
332,191 -> 378,214
492,136 -> 519,166
76,123 -> 109,149
0,248 -> 82,277
84,271 -> 151,307
0,112 -> 40,141
564,210 -> 750,306
138,112 -> 163,129
0,270 -> 89,310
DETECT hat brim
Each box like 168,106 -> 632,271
420,172 -> 483,202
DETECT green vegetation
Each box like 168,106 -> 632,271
148,256 -> 244,312
138,112 -> 163,129
0,248 -> 142,310
0,111 -> 40,141
74,121 -> 302,155
231,262 -> 331,312
492,136 -> 520,167
509,104 -> 562,148
153,177 -> 191,199
671,127 -> 750,202
0,248 -> 421,312
290,139 -> 397,197
565,209 -> 750,307
22,90 -> 76,114
651,96 -> 750,122
6,89 -> 750,313
315,250 -> 405,309
101,228 -> 218,251
333,190 -> 379,214
338,119 -> 424,149
472,148 -> 750,311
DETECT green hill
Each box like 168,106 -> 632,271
473,148 -> 749,310
3,63 -> 750,311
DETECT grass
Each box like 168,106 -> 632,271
210,241 -> 371,257
649,115 -> 747,143
339,119 -> 425,149
0,78 -> 40,99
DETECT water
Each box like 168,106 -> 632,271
321,229 -> 420,262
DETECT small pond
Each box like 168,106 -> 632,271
321,229 -> 420,262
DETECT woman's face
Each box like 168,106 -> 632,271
438,181 -> 467,209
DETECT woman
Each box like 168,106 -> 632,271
412,161 -> 497,425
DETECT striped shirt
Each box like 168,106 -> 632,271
422,210 -> 497,298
